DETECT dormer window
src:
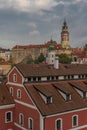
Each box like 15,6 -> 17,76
58,90 -> 71,101
13,73 -> 17,82
34,85 -> 53,104
69,82 -> 87,99
39,93 -> 53,104
47,96 -> 52,104
66,94 -> 71,101
53,84 -> 71,101
75,88 -> 87,99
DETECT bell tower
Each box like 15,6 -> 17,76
61,20 -> 70,48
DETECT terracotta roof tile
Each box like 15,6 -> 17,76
15,63 -> 87,77
25,80 -> 87,116
0,83 -> 14,106
12,41 -> 61,50
34,85 -> 52,97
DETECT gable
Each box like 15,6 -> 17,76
8,66 -> 24,84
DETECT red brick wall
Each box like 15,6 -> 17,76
45,109 -> 87,130
7,84 -> 34,105
0,107 -> 15,130
8,67 -> 23,84
14,103 -> 40,130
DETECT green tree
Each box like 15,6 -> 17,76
0,57 -> 5,62
83,44 -> 87,56
57,54 -> 72,64
37,53 -> 45,63
84,44 -> 87,52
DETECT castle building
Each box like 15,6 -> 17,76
12,41 -> 59,64
12,20 -> 86,65
12,20 -> 72,64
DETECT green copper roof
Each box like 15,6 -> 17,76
49,39 -> 55,52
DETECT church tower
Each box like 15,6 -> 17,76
61,20 -> 70,48
46,39 -> 55,65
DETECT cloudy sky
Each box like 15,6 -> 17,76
0,0 -> 87,49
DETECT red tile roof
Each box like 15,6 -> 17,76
72,48 -> 84,55
25,80 -> 87,116
0,82 -> 14,106
0,61 -> 11,65
12,41 -> 61,50
15,63 -> 87,77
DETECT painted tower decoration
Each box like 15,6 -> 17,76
61,20 -> 70,48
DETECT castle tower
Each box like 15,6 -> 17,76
61,20 -> 70,48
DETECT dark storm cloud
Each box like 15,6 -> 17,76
0,0 -> 86,48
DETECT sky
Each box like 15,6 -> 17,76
0,0 -> 87,49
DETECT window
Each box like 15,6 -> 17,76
56,119 -> 62,130
83,92 -> 87,98
56,76 -> 58,80
68,75 -> 70,79
82,75 -> 85,78
71,75 -> 74,79
47,76 -> 50,81
19,113 -> 24,126
28,118 -> 33,130
10,87 -> 13,96
13,74 -> 17,82
38,77 -> 41,81
28,77 -> 31,82
33,77 -> 36,81
47,97 -> 52,104
66,94 -> 71,101
5,112 -> 12,123
72,115 -> 78,127
17,89 -> 21,98
64,75 -> 68,79
52,76 -> 54,80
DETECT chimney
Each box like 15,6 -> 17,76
54,56 -> 59,69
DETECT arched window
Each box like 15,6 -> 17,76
56,118 -> 62,130
17,89 -> 21,98
10,87 -> 13,96
5,111 -> 12,123
72,115 -> 78,127
19,113 -> 24,126
28,118 -> 33,130
13,73 -> 17,82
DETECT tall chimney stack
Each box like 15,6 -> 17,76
54,56 -> 59,69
